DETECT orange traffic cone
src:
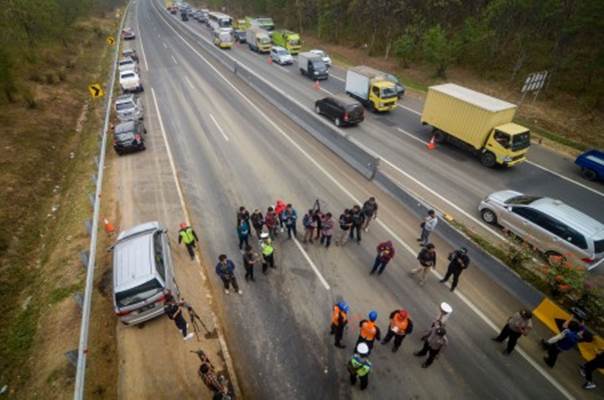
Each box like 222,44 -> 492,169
427,136 -> 437,150
267,56 -> 272,65
103,218 -> 115,233
313,80 -> 320,91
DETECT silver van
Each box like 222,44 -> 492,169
112,221 -> 178,325
479,190 -> 604,270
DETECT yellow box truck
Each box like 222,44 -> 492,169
345,66 -> 398,112
271,30 -> 301,54
421,83 -> 530,167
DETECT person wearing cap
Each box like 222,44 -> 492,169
414,325 -> 448,368
348,342 -> 372,390
260,234 -> 275,273
410,243 -> 436,286
580,348 -> 604,390
178,223 -> 199,261
242,244 -> 259,282
418,209 -> 438,246
440,247 -> 470,292
215,254 -> 242,295
357,311 -> 381,354
370,240 -> 395,275
381,309 -> 413,352
330,301 -> 350,348
492,309 -> 533,354
250,209 -> 265,239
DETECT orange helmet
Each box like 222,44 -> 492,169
398,309 -> 408,320
180,223 -> 188,229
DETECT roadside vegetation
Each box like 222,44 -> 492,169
211,0 -> 604,150
0,0 -> 123,397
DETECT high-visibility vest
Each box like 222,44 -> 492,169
350,355 -> 372,377
360,321 -> 377,341
179,228 -> 195,245
261,241 -> 274,256
390,314 -> 409,334
332,305 -> 347,326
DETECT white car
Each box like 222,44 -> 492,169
271,46 -> 293,65
114,94 -> 144,122
119,70 -> 143,93
118,57 -> 138,73
309,49 -> 332,67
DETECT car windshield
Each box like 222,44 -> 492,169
120,60 -> 132,66
276,49 -> 287,55
313,50 -> 325,57
116,102 -> 133,111
381,87 -> 397,98
115,279 -> 162,307
260,37 -> 271,44
312,60 -> 326,70
504,195 -> 542,205
512,131 -> 531,151
288,39 -> 300,46
121,72 -> 135,79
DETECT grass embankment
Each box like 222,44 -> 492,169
0,11 -> 122,399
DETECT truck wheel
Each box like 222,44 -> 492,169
433,130 -> 447,143
581,168 -> 597,181
480,151 -> 497,168
480,209 -> 497,225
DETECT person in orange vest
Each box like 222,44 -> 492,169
356,311 -> 380,354
381,309 -> 414,353
330,301 -> 350,349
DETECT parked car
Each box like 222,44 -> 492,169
315,95 -> 364,127
309,49 -> 332,67
479,190 -> 604,270
234,29 -> 246,43
270,46 -> 293,65
113,120 -> 146,155
119,70 -> 143,93
118,57 -> 137,73
575,149 -> 604,182
121,27 -> 135,40
114,94 -> 144,122
112,222 -> 177,325
122,48 -> 138,63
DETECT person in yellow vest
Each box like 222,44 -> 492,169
330,301 -> 350,349
178,223 -> 199,260
381,309 -> 414,353
260,233 -> 275,274
356,311 -> 380,354
348,342 -> 372,391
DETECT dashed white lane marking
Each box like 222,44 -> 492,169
163,42 -> 168,49
209,113 -> 230,142
171,55 -> 178,64
184,75 -> 194,89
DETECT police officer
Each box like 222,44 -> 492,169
440,247 -> 470,291
357,311 -> 380,354
178,222 -> 199,260
381,309 -> 413,353
414,326 -> 447,368
330,301 -> 349,348
492,309 -> 532,355
260,233 -> 275,274
348,342 -> 372,390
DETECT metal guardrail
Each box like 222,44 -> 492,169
73,4 -> 129,399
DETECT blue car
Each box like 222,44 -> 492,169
575,149 -> 604,181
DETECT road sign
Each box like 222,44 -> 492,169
106,36 -> 115,46
521,70 -> 548,93
88,84 -> 104,98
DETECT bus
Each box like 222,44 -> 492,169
208,11 -> 233,32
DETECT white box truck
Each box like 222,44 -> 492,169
345,66 -> 397,112
298,51 -> 329,80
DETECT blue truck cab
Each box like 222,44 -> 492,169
575,149 -> 604,181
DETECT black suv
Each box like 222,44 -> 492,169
315,95 -> 364,127
113,120 -> 146,155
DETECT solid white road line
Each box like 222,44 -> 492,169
136,21 -> 149,71
171,55 -> 178,65
398,103 -> 421,115
209,113 -> 230,142
293,239 -> 331,290
153,6 -> 575,397
319,87 -> 335,96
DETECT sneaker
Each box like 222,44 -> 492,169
224,289 -> 230,294
184,333 -> 194,341
238,290 -> 243,295
584,382 -> 596,390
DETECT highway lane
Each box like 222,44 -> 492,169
128,1 -> 597,398
181,18 -> 604,234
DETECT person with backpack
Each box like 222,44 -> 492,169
320,212 -> 334,248
440,247 -> 470,292
330,301 -> 349,348
370,240 -> 395,275
381,309 -> 413,353
362,197 -> 378,232
336,209 -> 352,246
250,209 -> 264,239
237,219 -> 251,250
281,203 -> 298,239
302,209 -> 317,244
541,320 -> 582,368
349,205 -> 365,243
348,342 -> 372,391
410,243 -> 436,286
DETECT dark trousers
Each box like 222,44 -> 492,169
286,224 -> 297,239
544,343 -> 562,367
382,329 -> 406,351
584,353 -> 604,382
185,243 -> 196,260
417,340 -> 440,367
442,267 -> 462,290
262,253 -> 274,273
174,313 -> 188,337
221,276 -> 239,292
330,323 -> 344,346
494,323 -> 522,353
349,373 -> 368,390
244,264 -> 254,281
349,224 -> 362,242
320,234 -> 332,248
238,235 -> 249,250
371,257 -> 389,274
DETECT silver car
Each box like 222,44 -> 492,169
479,190 -> 604,270
118,56 -> 138,73
112,222 -> 178,325
114,94 -> 144,122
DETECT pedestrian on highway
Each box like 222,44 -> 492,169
348,342 -> 372,391
164,294 -> 194,341
370,240 -> 395,275
414,326 -> 448,368
580,349 -> 604,390
313,205 -> 323,241
330,301 -> 350,348
281,203 -> 298,239
410,243 -> 436,286
243,245 -> 259,282
275,200 -> 286,230
349,205 -> 365,243
215,254 -> 242,295
492,309 -> 532,355
320,212 -> 334,248
250,209 -> 264,239
302,209 -> 317,244
541,320 -> 582,368
362,197 -> 378,232
236,206 -> 250,228
178,222 -> 199,261
433,302 -> 453,327
381,309 -> 413,353
260,233 -> 275,273
440,247 -> 470,292
356,311 -> 381,354
196,351 -> 229,398
265,206 -> 278,239
417,209 -> 438,246
336,209 -> 352,246
237,219 -> 251,250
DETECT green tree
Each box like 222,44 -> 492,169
422,25 -> 453,78
393,34 -> 414,68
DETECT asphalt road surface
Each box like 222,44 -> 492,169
114,1 -> 603,399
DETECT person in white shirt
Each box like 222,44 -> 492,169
418,209 -> 438,246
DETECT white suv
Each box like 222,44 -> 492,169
271,46 -> 293,65
119,70 -> 143,93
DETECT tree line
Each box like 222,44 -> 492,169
207,0 -> 604,110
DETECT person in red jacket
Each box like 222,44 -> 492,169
370,240 -> 395,275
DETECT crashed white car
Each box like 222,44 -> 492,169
309,49 -> 332,67
119,70 -> 143,93
114,94 -> 144,122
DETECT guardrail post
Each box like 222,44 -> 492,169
79,250 -> 90,269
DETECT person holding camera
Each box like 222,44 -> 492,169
164,294 -> 194,341
440,247 -> 470,292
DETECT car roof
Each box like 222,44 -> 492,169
329,94 -> 361,107
530,198 -> 604,238
119,57 -> 134,63
115,120 -> 136,132
272,46 -> 287,52
115,94 -> 135,103
113,226 -> 157,290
